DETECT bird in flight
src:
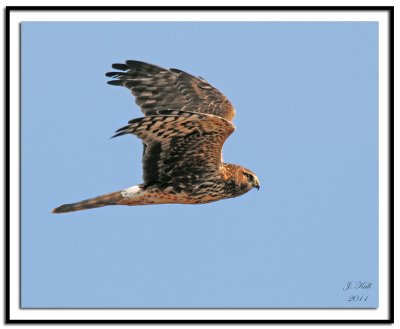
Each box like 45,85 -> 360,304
52,60 -> 260,213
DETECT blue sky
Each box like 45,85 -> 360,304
21,21 -> 378,308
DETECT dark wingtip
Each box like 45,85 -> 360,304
105,63 -> 129,84
125,60 -> 151,68
111,131 -> 126,138
125,60 -> 167,73
112,63 -> 129,71
126,59 -> 143,65
105,71 -> 119,77
106,80 -> 124,86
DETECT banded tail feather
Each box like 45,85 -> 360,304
52,185 -> 148,214
52,190 -> 124,214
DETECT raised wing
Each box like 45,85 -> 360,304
106,60 -> 236,122
113,110 -> 235,188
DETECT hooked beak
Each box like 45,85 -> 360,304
254,179 -> 260,191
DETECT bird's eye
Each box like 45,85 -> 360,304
243,172 -> 253,182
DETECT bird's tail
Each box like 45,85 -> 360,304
52,190 -> 124,214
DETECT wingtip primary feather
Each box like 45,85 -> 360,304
125,60 -> 166,72
112,63 -> 129,71
112,123 -> 133,138
105,71 -> 120,78
106,79 -> 125,86
111,132 -> 126,138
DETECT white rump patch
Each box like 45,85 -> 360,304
121,185 -> 143,198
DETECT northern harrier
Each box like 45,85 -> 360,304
52,60 -> 260,213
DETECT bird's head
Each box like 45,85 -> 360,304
223,164 -> 260,197
240,167 -> 260,192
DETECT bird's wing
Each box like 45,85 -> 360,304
113,110 -> 235,187
106,60 -> 236,122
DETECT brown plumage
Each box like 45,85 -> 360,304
52,60 -> 260,214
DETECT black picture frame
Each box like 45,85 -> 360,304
5,5 -> 394,324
